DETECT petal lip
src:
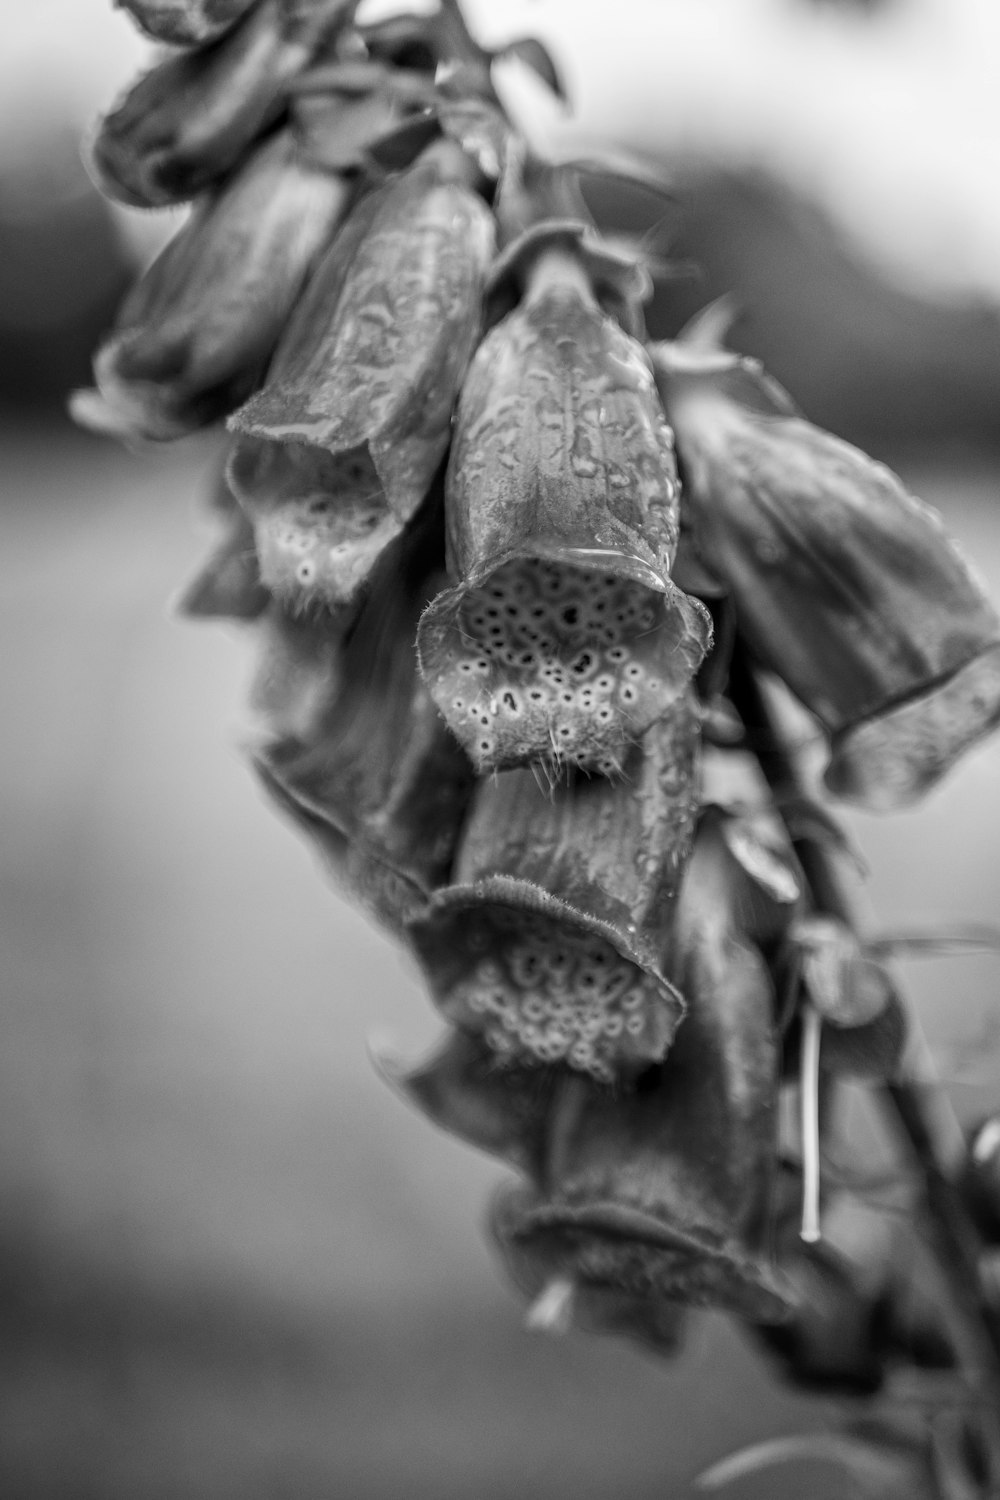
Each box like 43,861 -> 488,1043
825,642 -> 1000,811
408,874 -> 686,1079
496,1185 -> 791,1323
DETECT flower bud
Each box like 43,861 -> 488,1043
251,517 -> 474,928
114,0 -> 259,47
491,883 -> 788,1324
653,332 -> 1000,811
408,695 -> 700,1082
93,0 -> 355,207
418,223 -> 710,777
77,131 -> 350,442
229,143 -> 495,613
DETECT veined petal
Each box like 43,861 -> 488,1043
653,338 -> 1000,810
408,697 -> 700,1082
85,131 -> 350,441
419,238 -> 709,776
231,144 -> 496,518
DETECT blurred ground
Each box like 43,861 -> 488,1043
3,423 -> 1000,1499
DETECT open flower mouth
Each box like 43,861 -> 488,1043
230,437 -> 399,609
414,895 -> 677,1082
421,554 -> 700,774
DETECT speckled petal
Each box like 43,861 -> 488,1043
408,697 -> 700,1082
419,240 -> 709,775
231,145 -> 496,521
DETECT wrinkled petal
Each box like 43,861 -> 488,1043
490,897 -> 788,1322
84,131 -> 350,441
419,226 -> 709,776
228,143 -> 495,608
653,337 -> 1000,811
93,0 -> 355,206
408,696 -> 700,1081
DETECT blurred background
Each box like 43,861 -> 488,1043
4,0 -> 1000,1495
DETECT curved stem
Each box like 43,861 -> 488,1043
727,650 -> 1000,1486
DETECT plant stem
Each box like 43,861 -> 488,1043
727,650 -> 1000,1487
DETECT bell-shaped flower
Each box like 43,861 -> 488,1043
92,0 -> 355,207
75,131 -> 349,442
228,140 -> 495,614
251,515 -> 474,928
653,323 -> 1000,811
384,1028 -> 688,1352
115,0 -> 259,46
491,820 -> 789,1323
418,222 -> 710,777
408,695 -> 700,1082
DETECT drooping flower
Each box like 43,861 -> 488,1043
228,138 -> 495,613
92,0 -> 356,207
114,0 -> 259,46
418,221 -> 710,777
408,694 -> 700,1082
251,511 -> 475,929
653,322 -> 1000,811
491,817 -> 789,1323
74,130 -> 350,443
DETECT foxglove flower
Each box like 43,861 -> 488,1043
229,140 -> 495,613
384,1029 -> 687,1352
93,0 -> 355,207
408,694 -> 700,1082
252,518 -> 474,928
653,326 -> 1000,810
492,816 -> 788,1323
74,131 -> 350,442
115,0 -> 259,46
418,222 -> 710,777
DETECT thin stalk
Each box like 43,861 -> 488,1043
727,650 -> 1000,1486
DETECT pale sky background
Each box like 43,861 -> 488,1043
3,0 -> 1000,301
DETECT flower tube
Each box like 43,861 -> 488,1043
418,222 -> 710,777
653,327 -> 1000,810
93,0 -> 355,207
408,693 -> 700,1082
492,814 -> 788,1323
75,131 -> 350,443
228,140 -> 495,613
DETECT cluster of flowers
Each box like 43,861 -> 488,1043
82,0 -> 1000,1374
